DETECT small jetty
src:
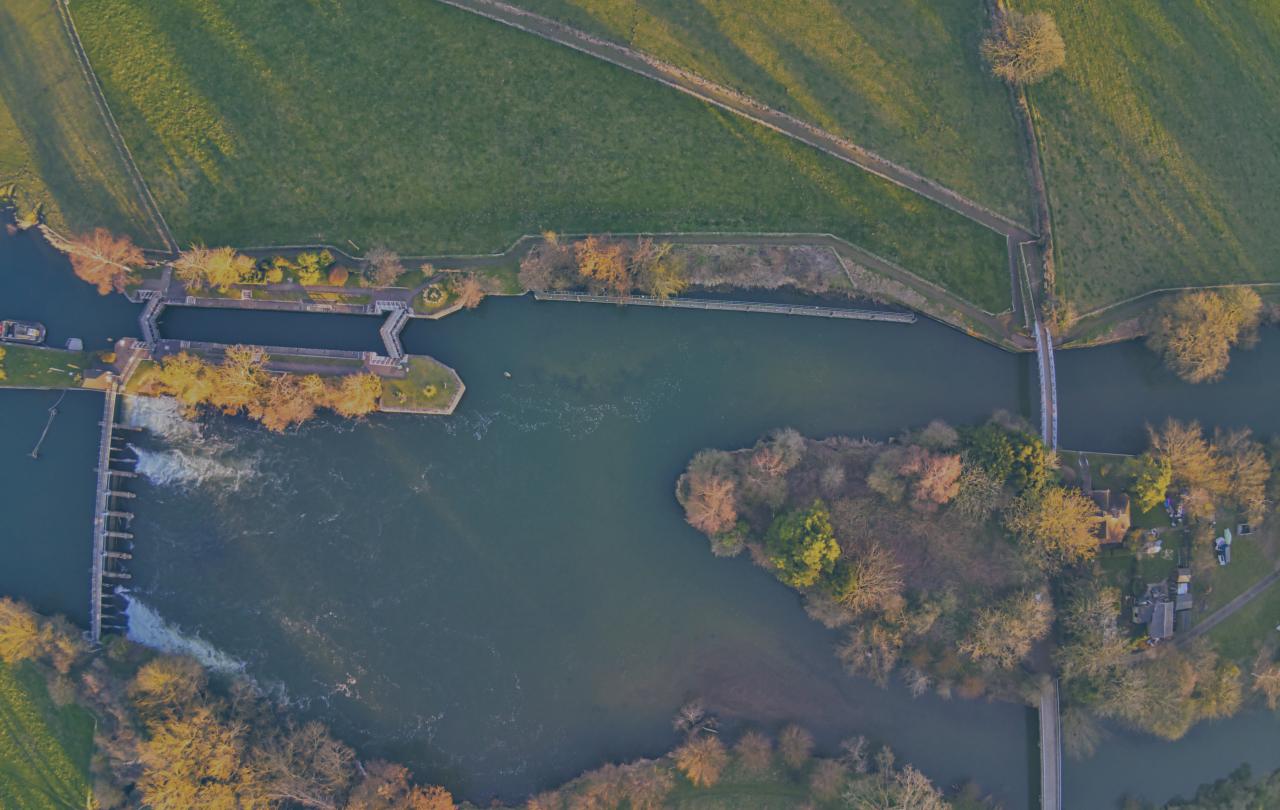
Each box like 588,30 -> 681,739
89,383 -> 136,643
533,291 -> 917,322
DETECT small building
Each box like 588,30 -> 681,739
1149,600 -> 1175,642
1175,567 -> 1193,612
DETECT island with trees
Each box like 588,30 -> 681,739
678,416 -> 1280,753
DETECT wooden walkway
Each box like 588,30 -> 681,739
534,291 -> 916,322
1039,678 -> 1063,810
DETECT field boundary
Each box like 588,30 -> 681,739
52,0 -> 177,254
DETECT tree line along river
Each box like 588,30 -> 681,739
3,226 -> 1280,808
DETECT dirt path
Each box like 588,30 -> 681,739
433,0 -> 1036,244
1181,565 -> 1280,643
53,0 -> 177,254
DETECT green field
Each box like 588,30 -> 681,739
0,0 -> 155,242
0,662 -> 94,810
0,346 -> 90,389
70,0 -> 1010,312
511,0 -> 1032,223
1017,1 -> 1280,311
1208,580 -> 1280,664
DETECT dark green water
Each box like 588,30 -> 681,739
4,225 -> 1280,807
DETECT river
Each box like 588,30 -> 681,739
2,224 -> 1279,808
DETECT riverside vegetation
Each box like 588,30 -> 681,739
1,598 -> 982,810
64,0 -> 1008,311
677,416 -> 1279,749
129,348 -> 383,433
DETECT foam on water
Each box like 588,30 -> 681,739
131,445 -> 257,490
122,395 -> 201,443
125,597 -> 246,674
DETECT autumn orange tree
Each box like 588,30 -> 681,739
65,228 -> 144,294
149,351 -> 383,431
575,236 -> 630,296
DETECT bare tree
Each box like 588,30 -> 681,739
66,228 -> 144,294
983,11 -> 1066,84
364,247 -> 405,288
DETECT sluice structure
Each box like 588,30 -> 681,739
90,385 -> 137,643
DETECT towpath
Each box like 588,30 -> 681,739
1180,565 -> 1280,643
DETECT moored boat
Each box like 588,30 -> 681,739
0,319 -> 46,345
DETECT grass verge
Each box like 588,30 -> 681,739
0,661 -> 94,810
72,0 -> 1010,312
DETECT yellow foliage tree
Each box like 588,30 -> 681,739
0,597 -> 43,664
327,373 -> 382,418
673,735 -> 728,788
138,705 -> 260,810
1146,288 -> 1263,383
174,246 -> 257,292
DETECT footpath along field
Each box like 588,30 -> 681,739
511,0 -> 1033,223
0,0 -> 155,243
1018,0 -> 1280,311
71,0 -> 1011,312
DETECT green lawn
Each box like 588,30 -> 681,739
1016,1 -> 1280,311
0,345 -> 90,389
0,662 -> 95,810
1208,578 -> 1280,664
0,0 -> 155,242
71,0 -> 1011,312
381,356 -> 463,413
511,0 -> 1032,223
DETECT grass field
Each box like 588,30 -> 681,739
1016,1 -> 1280,311
71,0 -> 1011,312
0,662 -> 94,810
1208,580 -> 1280,664
511,0 -> 1032,222
0,0 -> 155,243
0,345 -> 90,389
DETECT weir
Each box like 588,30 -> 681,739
89,385 -> 119,643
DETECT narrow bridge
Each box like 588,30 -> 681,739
1017,242 -> 1058,449
1039,679 -> 1063,810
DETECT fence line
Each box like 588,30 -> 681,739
533,291 -> 916,322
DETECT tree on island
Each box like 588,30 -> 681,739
765,500 -> 840,588
982,10 -> 1066,85
148,350 -> 383,432
1145,288 -> 1262,383
958,590 -> 1053,669
65,227 -> 144,294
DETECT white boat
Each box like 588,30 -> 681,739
0,319 -> 46,345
